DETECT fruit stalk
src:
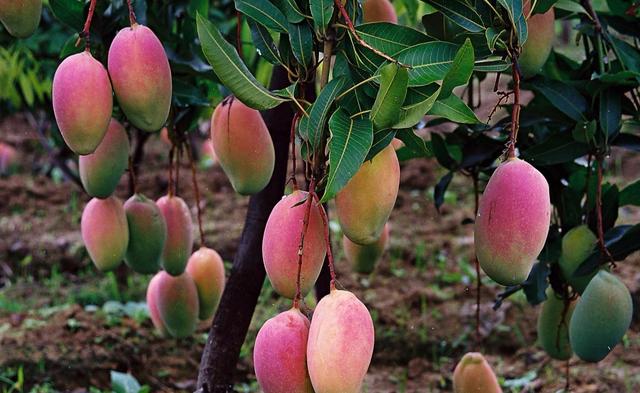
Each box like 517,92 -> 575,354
293,178 -> 317,308
595,155 -> 614,265
125,0 -> 137,25
508,60 -> 521,159
472,172 -> 481,346
186,136 -> 206,247
315,191 -> 337,290
289,112 -> 300,190
78,0 -> 97,51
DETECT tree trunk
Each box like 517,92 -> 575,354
196,66 -> 312,392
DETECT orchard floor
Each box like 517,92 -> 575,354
1,113 -> 640,393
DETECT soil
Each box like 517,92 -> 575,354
1,112 -> 639,393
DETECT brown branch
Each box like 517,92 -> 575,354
580,0 -> 603,32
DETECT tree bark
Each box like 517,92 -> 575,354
196,66 -> 312,392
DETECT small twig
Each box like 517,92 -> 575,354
507,60 -> 521,159
293,178 -> 317,308
185,136 -> 206,247
76,0 -> 97,50
472,172 -> 481,347
125,0 -> 137,25
314,191 -> 336,291
288,113 -> 301,190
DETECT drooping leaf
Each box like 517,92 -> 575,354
298,77 -> 347,151
249,21 -> 281,64
620,179 -> 640,206
370,63 -> 409,130
310,0 -> 334,35
496,0 -> 528,45
522,262 -> 550,306
599,88 -> 622,141
271,0 -> 306,23
522,133 -> 590,166
434,171 -> 454,210
421,0 -> 485,33
530,79 -> 588,121
393,85 -> 441,129
395,42 -> 460,86
111,371 -> 142,393
366,128 -> 396,160
49,0 -> 85,31
395,128 -> 432,157
429,94 -> 480,124
440,38 -> 475,98
235,0 -> 288,33
430,133 -> 457,169
288,22 -> 314,67
575,224 -> 640,277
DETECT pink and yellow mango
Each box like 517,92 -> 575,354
307,289 -> 374,393
81,196 -> 129,271
0,0 -> 42,38
156,195 -> 194,276
362,0 -> 397,24
108,24 -> 172,132
210,97 -> 275,195
79,119 -> 129,198
124,194 -> 167,274
154,271 -> 199,338
53,51 -> 113,155
186,247 -> 226,320
343,222 -> 389,274
453,352 -> 503,393
254,307 -> 314,393
474,158 -> 550,286
336,144 -> 400,245
146,272 -> 168,336
262,190 -> 326,299
519,2 -> 555,79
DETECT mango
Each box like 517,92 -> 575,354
79,118 -> 129,198
108,24 -> 172,132
537,289 -> 576,360
558,225 -> 598,294
262,190 -> 326,299
0,0 -> 41,38
52,51 -> 113,155
81,196 -> 129,271
156,195 -> 193,276
254,308 -> 314,393
474,158 -> 551,285
343,222 -> 389,274
0,142 -> 18,175
307,289 -> 374,393
336,144 -> 399,245
210,97 -> 275,195
453,352 -> 502,393
186,247 -> 226,320
362,0 -> 397,23
154,271 -> 200,338
146,272 -> 168,335
124,194 -> 167,274
569,270 -> 633,362
519,2 -> 555,79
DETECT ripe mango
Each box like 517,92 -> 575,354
81,197 -> 129,271
537,289 -> 576,360
519,2 -> 555,79
569,270 -> 633,362
124,194 -> 167,274
146,272 -> 168,336
558,225 -> 598,294
474,158 -> 550,285
362,0 -> 397,23
0,0 -> 41,38
156,195 -> 194,276
79,119 -> 129,198
52,51 -> 113,155
108,24 -> 172,132
343,222 -> 389,274
154,271 -> 200,338
336,145 -> 400,245
262,190 -> 326,299
210,97 -> 275,195
452,352 -> 502,393
307,289 -> 374,393
254,308 -> 314,393
186,247 -> 226,320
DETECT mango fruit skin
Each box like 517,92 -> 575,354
156,195 -> 194,276
146,272 -> 168,336
343,222 -> 389,274
124,194 -> 167,274
262,190 -> 327,299
558,225 -> 598,294
0,0 -> 42,38
307,290 -> 374,393
210,97 -> 275,195
519,2 -> 555,79
362,0 -> 397,23
81,197 -> 129,271
569,270 -> 633,362
537,289 -> 576,360
108,24 -> 172,132
336,145 -> 400,245
79,119 -> 129,198
186,247 -> 226,320
154,271 -> 200,338
254,308 -> 314,393
474,158 -> 551,286
453,352 -> 502,393
52,51 -> 113,155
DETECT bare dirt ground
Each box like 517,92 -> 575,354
1,113 -> 639,392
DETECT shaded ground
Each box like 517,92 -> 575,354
1,113 -> 639,392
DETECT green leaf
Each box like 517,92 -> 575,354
310,0 -> 334,35
599,88 -> 622,141
485,28 -> 503,52
533,0 -> 558,13
422,0 -> 485,33
49,0 -> 85,31
249,21 -> 281,65
430,133 -> 457,169
474,58 -> 511,72
440,38 -> 475,99
271,0 -> 305,23
196,14 -> 287,110
370,63 -> 409,130
395,42 -> 461,87
235,0 -> 288,33
395,129 -> 432,157
521,133 -> 590,166
496,0 -> 528,45
59,33 -> 83,59
366,128 -> 396,160
576,224 -> 640,277
429,94 -> 480,124
321,110 -> 374,202
288,22 -> 313,67
620,180 -> 640,206
298,77 -> 347,151
394,85 -> 440,129
111,371 -> 141,393
530,79 -> 588,121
